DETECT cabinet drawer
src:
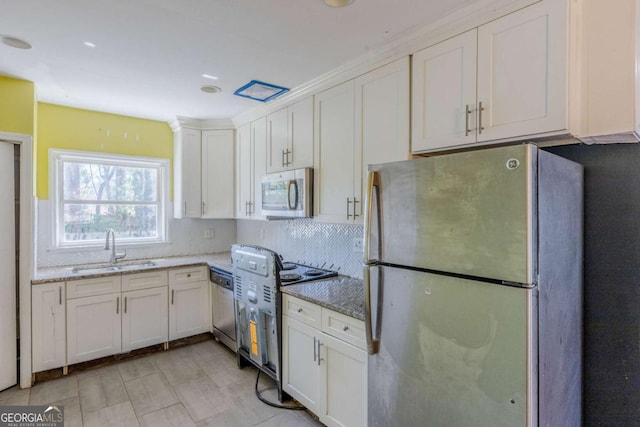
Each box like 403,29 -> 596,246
122,270 -> 168,292
67,276 -> 121,299
168,265 -> 208,284
322,308 -> 366,350
282,294 -> 321,328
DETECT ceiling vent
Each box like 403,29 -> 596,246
233,80 -> 289,102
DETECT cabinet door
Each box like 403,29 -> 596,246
314,81 -> 356,223
356,57 -> 410,221
267,107 -> 288,173
412,30 -> 478,151
32,283 -> 66,372
122,287 -> 168,352
320,332 -> 367,427
288,96 -> 314,170
236,123 -> 253,219
202,129 -> 235,218
169,281 -> 210,340
282,315 -> 321,414
251,116 -> 268,219
476,0 -> 566,142
67,293 -> 121,364
177,128 -> 202,218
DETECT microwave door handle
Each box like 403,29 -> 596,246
287,179 -> 298,210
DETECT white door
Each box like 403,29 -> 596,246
201,130 -> 235,218
288,97 -> 314,170
320,332 -> 367,427
282,315 -> 321,414
314,81 -> 355,223
0,142 -> 16,390
67,293 -> 122,364
169,281 -> 210,340
356,56 -> 411,219
411,29 -> 478,151
122,287 -> 168,352
476,0 -> 567,142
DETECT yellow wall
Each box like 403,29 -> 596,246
37,103 -> 173,199
0,76 -> 36,136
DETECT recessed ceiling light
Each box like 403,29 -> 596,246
84,42 -> 96,48
201,85 -> 222,94
1,35 -> 32,50
202,74 -> 219,80
323,0 -> 354,7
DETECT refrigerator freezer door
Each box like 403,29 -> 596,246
367,144 -> 536,285
368,265 -> 534,427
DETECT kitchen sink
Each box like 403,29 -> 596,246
70,260 -> 157,274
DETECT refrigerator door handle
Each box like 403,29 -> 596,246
364,170 -> 380,265
364,264 -> 381,355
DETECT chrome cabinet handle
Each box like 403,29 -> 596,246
202,201 -> 205,216
297,308 -> 303,313
282,149 -> 286,168
317,340 -> 323,366
343,325 -> 349,332
313,336 -> 317,362
124,296 -> 127,314
465,104 -> 471,136
59,286 -> 62,305
184,201 -> 187,216
353,198 -> 360,218
171,289 -> 175,305
478,101 -> 485,134
286,148 -> 292,166
347,198 -> 353,219
116,296 -> 120,314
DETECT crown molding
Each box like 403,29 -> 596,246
169,116 -> 235,132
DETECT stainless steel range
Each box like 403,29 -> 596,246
231,244 -> 337,403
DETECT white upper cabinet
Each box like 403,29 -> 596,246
476,0 -> 566,142
174,127 -> 202,217
356,57 -> 410,196
267,96 -> 314,173
174,126 -> 235,218
201,130 -> 235,218
314,80 -> 356,224
236,117 -> 266,219
412,30 -> 477,151
412,0 -> 566,152
315,58 -> 410,224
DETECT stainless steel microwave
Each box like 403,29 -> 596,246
261,168 -> 313,219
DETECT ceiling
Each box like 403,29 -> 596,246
0,0 -> 477,123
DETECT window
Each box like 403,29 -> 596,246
51,150 -> 169,247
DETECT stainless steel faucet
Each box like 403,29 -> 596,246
105,228 -> 126,265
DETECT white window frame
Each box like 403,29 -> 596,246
50,149 -> 170,248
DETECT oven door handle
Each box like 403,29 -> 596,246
287,179 -> 298,210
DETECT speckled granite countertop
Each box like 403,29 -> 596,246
32,252 -> 232,284
280,276 -> 365,321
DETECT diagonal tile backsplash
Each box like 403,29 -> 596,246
236,219 -> 364,279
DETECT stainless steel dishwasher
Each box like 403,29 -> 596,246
210,266 -> 236,352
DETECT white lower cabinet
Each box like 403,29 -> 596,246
65,270 -> 170,366
32,282 -> 66,372
169,266 -> 210,340
67,292 -> 122,365
282,295 -> 367,427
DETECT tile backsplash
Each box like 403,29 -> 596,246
236,219 -> 364,279
36,199 -> 237,268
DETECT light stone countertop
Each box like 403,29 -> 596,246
32,252 -> 232,284
280,276 -> 365,321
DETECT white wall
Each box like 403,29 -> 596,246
36,199 -> 237,268
236,219 -> 364,278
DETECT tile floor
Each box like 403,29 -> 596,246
0,340 -> 324,427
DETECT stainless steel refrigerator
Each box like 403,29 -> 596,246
363,144 -> 582,427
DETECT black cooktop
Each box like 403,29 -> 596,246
278,262 -> 338,286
